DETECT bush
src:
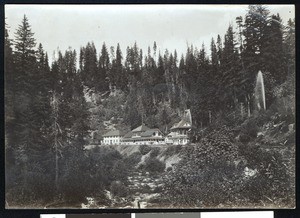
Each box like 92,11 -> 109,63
58,154 -> 91,203
143,157 -> 165,173
139,144 -> 151,155
150,147 -> 160,158
112,160 -> 129,182
110,181 -> 128,197
239,145 -> 292,205
125,152 -> 142,165
166,166 -> 172,172
239,118 -> 259,141
164,144 -> 182,157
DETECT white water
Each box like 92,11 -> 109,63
254,71 -> 266,110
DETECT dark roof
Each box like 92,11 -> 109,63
122,136 -> 164,141
102,130 -> 124,137
140,129 -> 163,137
132,124 -> 150,132
123,131 -> 134,138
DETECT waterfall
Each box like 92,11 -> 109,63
254,71 -> 266,111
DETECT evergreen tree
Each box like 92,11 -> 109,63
80,42 -> 98,90
5,20 -> 17,169
14,15 -> 36,93
242,5 -> 270,111
236,16 -> 244,54
114,43 -> 127,90
210,38 -> 218,68
220,25 -> 241,110
216,34 -> 223,66
98,43 -> 110,92
284,18 -> 295,77
261,14 -> 285,84
13,15 -> 38,191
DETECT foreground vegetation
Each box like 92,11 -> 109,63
5,5 -> 295,208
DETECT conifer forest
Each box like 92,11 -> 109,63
5,5 -> 295,208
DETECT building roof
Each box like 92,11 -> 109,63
167,131 -> 189,138
122,136 -> 164,141
102,129 -> 124,137
123,126 -> 164,140
170,109 -> 192,130
123,131 -> 134,138
131,124 -> 151,132
140,128 -> 163,137
171,120 -> 191,130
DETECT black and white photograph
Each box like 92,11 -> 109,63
4,4 -> 295,209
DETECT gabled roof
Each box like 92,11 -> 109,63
171,120 -> 191,130
102,130 -> 124,137
131,124 -> 150,132
123,131 -> 134,138
140,128 -> 163,137
167,132 -> 177,137
170,109 -> 192,130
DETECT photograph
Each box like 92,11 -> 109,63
4,4 -> 295,209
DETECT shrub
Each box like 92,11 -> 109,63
150,147 -> 160,158
144,157 -> 165,173
139,144 -> 151,155
112,160 -> 129,182
166,166 -> 172,172
125,152 -> 142,165
110,181 -> 128,197
164,144 -> 183,157
239,118 -> 259,140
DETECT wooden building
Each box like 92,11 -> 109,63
102,130 -> 124,145
121,124 -> 165,145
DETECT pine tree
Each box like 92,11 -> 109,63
210,38 -> 218,68
216,34 -> 223,66
242,5 -> 270,111
236,16 -> 244,54
14,15 -> 36,93
98,43 -> 110,92
13,15 -> 38,191
5,20 -> 17,169
284,18 -> 295,77
221,25 -> 241,110
261,14 -> 285,84
80,42 -> 98,90
114,43 -> 127,90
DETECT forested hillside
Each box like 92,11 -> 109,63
5,5 -> 295,208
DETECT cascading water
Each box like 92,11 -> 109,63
254,71 -> 266,111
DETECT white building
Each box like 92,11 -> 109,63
121,124 -> 165,145
165,109 -> 192,145
102,130 -> 124,145
102,110 -> 192,146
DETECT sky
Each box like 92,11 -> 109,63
5,4 -> 295,64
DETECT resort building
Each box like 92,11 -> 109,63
102,130 -> 124,145
121,124 -> 165,145
165,109 -> 192,145
101,109 -> 192,146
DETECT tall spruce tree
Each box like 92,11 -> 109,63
98,43 -> 110,92
80,42 -> 98,90
242,5 -> 270,111
113,43 -> 127,90
5,20 -> 17,170
261,14 -> 285,84
284,18 -> 295,77
13,15 -> 38,192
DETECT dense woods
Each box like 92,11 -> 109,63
5,5 -> 295,208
